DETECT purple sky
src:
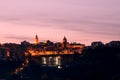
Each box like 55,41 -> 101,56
0,0 -> 120,45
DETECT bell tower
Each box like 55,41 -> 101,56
62,36 -> 67,49
34,35 -> 39,45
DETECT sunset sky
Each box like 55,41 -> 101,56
0,0 -> 120,45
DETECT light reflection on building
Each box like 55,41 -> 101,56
42,57 -> 47,65
41,56 -> 61,67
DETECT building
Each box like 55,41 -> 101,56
106,41 -> 120,48
91,41 -> 104,48
34,35 -> 39,45
69,43 -> 85,54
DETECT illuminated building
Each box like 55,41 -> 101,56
34,35 -> 39,45
27,36 -> 85,56
70,43 -> 85,54
41,56 -> 61,67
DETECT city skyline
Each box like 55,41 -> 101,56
0,0 -> 120,45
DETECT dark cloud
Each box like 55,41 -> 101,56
0,7 -> 120,38
4,36 -> 32,41
48,18 -> 120,36
65,27 -> 120,36
0,11 -> 120,28
49,17 -> 120,27
0,15 -> 21,22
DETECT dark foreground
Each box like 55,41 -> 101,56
0,64 -> 110,80
0,57 -> 117,80
1,41 -> 120,80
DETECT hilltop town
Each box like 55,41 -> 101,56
0,35 -> 85,61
